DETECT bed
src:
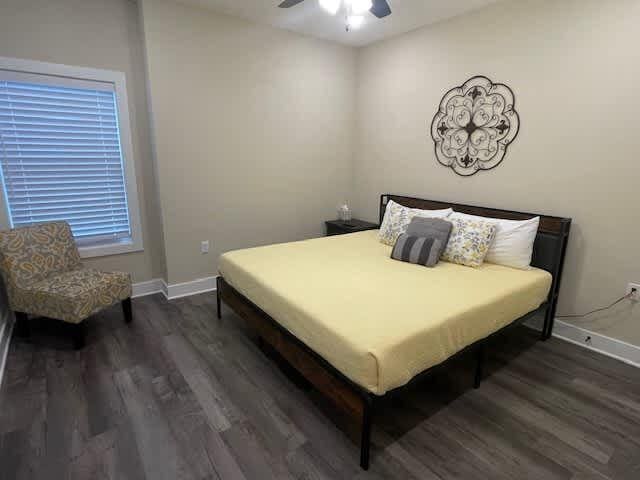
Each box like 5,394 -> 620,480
216,194 -> 571,469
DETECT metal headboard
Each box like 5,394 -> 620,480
379,194 -> 571,337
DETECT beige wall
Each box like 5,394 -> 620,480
0,0 -> 166,282
354,0 -> 640,345
2,0 -> 637,347
139,0 -> 356,284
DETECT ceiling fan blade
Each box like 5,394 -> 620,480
278,0 -> 306,7
370,0 -> 392,18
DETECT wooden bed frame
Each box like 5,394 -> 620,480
216,194 -> 571,470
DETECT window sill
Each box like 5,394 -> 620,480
78,238 -> 143,259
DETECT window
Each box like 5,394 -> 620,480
0,57 -> 142,257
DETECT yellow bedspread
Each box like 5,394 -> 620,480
219,230 -> 551,395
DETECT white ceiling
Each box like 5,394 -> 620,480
177,0 -> 502,47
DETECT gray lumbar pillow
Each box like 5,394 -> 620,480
405,217 -> 452,260
391,234 -> 443,268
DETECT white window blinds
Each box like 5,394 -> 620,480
0,75 -> 131,243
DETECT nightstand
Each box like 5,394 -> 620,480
325,219 -> 379,236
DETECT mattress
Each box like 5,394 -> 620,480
219,230 -> 552,395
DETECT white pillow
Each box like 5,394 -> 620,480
379,200 -> 453,246
449,211 -> 539,269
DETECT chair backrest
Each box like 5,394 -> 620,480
0,222 -> 82,293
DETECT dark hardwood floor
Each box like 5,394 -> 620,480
1,293 -> 639,479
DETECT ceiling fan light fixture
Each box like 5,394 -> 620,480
346,14 -> 364,29
346,0 -> 373,15
318,0 -> 341,15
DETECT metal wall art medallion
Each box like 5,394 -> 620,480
430,76 -> 519,177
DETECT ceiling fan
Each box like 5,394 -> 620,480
278,0 -> 392,31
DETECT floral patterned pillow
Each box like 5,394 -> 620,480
441,217 -> 497,267
379,200 -> 453,246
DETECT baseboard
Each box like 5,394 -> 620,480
132,278 -> 165,298
162,276 -> 218,300
131,276 -> 218,301
552,319 -> 640,368
0,315 -> 15,389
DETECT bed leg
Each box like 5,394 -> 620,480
474,342 -> 485,389
544,316 -> 555,340
541,307 -> 551,341
544,298 -> 559,340
542,303 -> 555,341
360,395 -> 374,470
216,277 -> 222,320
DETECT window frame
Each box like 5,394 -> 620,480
0,56 -> 143,258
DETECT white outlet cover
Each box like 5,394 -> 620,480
201,240 -> 209,254
627,283 -> 640,300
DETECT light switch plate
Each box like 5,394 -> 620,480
201,240 -> 209,254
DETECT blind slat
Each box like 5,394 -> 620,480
0,108 -> 116,116
10,204 -> 127,214
0,117 -> 118,126
0,98 -> 115,110
1,128 -> 118,135
68,224 -> 129,233
17,217 -> 129,228
4,170 -> 123,175
9,194 -> 126,205
12,209 -> 127,219
3,149 -> 121,155
0,79 -> 131,241
3,162 -> 122,166
13,215 -> 128,226
8,187 -> 126,196
5,177 -> 125,185
2,141 -> 119,147
3,85 -> 113,100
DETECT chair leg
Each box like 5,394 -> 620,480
122,297 -> 133,324
14,312 -> 30,338
72,323 -> 86,350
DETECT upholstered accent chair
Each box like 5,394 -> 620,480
0,221 -> 132,348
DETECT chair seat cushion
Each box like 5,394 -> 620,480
16,268 -> 132,324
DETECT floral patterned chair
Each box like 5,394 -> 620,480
0,221 -> 132,348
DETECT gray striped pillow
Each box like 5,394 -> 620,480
391,234 -> 443,268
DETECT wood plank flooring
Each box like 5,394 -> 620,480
1,293 -> 639,479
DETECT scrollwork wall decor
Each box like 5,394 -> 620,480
430,76 -> 519,177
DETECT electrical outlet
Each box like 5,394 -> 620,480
627,283 -> 639,301
201,240 -> 209,254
